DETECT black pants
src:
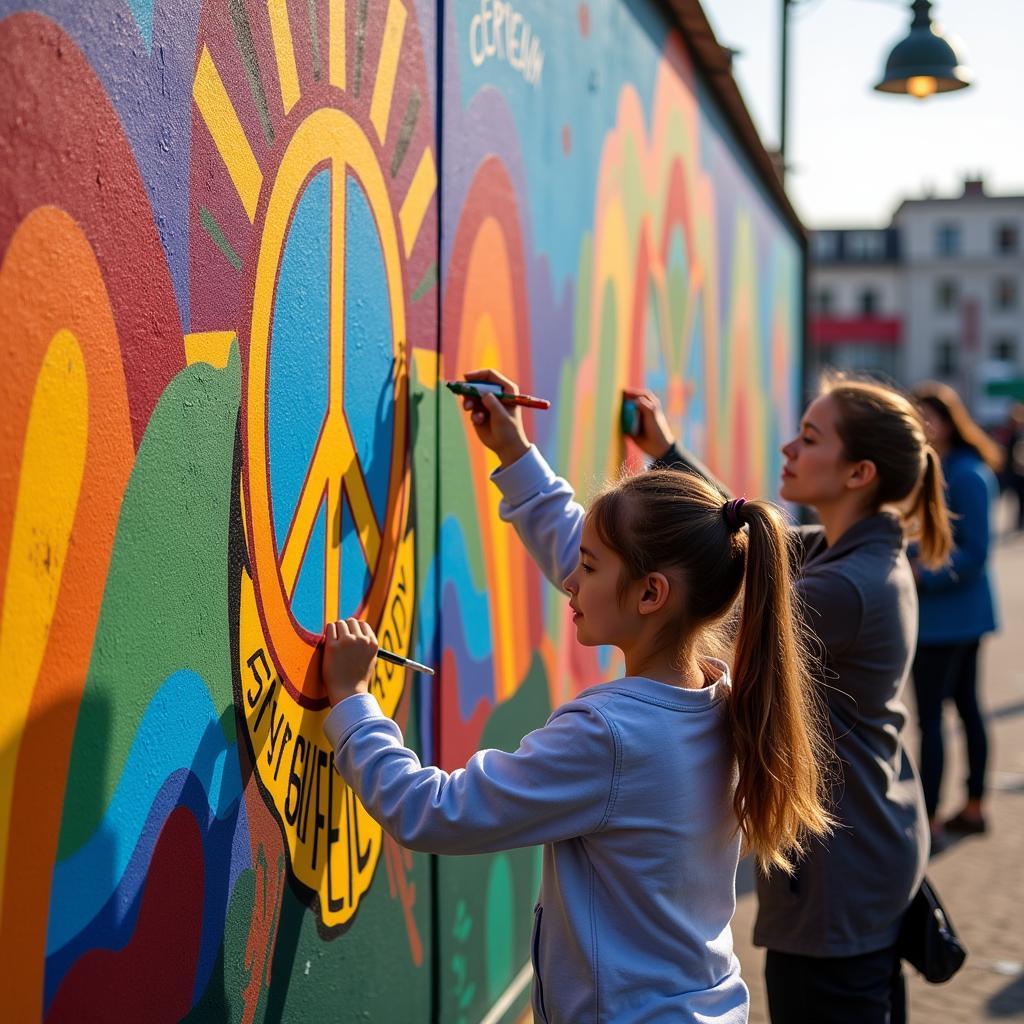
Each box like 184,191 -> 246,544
1008,473 -> 1024,531
912,641 -> 988,819
765,945 -> 906,1024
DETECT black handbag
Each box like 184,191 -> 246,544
898,877 -> 967,983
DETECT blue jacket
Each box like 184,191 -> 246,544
325,446 -> 748,1023
916,448 -> 998,645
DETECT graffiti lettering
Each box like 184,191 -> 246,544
238,521 -> 415,927
468,0 -> 544,86
246,648 -> 273,708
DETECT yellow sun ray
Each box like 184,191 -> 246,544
267,0 -> 301,114
329,0 -> 346,90
399,147 -> 436,257
370,0 -> 407,144
193,46 -> 263,222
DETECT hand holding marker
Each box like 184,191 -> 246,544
446,379 -> 551,410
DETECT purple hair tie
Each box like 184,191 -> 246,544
723,497 -> 747,532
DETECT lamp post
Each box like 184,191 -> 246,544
779,0 -> 971,175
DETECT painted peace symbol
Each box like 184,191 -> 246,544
244,109 -> 410,707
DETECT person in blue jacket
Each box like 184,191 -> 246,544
911,382 -> 1004,839
320,368 -> 834,1024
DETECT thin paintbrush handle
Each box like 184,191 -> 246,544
376,647 -> 435,676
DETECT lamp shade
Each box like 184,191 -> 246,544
875,0 -> 970,97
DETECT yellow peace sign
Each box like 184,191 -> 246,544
244,108 -> 410,706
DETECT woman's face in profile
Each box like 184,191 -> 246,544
779,394 -> 854,509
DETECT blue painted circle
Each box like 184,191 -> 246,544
267,169 -> 396,633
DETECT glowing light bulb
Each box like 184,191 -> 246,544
907,75 -> 938,99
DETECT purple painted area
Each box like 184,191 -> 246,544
0,0 -> 202,325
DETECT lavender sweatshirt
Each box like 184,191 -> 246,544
325,446 -> 748,1023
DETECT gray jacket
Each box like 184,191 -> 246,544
753,516 -> 929,957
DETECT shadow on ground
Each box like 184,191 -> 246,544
987,973 -> 1024,1017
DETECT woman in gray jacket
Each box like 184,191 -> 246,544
626,375 -> 953,1024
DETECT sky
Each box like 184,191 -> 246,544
699,0 -> 1024,228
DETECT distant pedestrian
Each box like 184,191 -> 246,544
911,382 -> 1003,839
625,373 -> 952,1024
1002,403 -> 1024,532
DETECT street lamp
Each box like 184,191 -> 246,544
779,0 -> 972,173
874,0 -> 971,99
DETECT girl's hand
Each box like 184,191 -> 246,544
323,618 -> 379,706
461,368 -> 531,468
623,387 -> 676,459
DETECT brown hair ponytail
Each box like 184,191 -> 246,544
824,373 -> 954,569
729,501 -> 834,873
912,446 -> 953,569
589,471 -> 833,874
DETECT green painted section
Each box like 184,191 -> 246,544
57,348 -> 242,858
436,655 -> 551,1023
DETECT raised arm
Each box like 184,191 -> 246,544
491,447 -> 584,588
459,367 -> 583,588
624,387 -> 731,498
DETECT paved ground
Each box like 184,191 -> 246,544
732,495 -> 1024,1022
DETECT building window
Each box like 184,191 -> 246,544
812,233 -> 838,262
994,277 -> 1018,310
859,288 -> 880,316
936,223 -> 961,257
935,279 -> 958,310
996,223 -> 1019,255
992,336 -> 1017,363
846,232 -> 885,261
814,288 -> 834,315
934,338 -> 958,377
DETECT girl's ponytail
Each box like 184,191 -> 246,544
911,446 -> 953,570
729,501 -> 834,874
590,469 -> 834,873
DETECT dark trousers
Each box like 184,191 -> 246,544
1008,473 -> 1024,531
765,945 -> 906,1024
912,641 -> 988,818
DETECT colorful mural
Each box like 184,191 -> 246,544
0,0 -> 800,1021
1,1 -> 436,1019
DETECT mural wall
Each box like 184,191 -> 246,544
0,0 -> 801,1022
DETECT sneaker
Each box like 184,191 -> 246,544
943,810 -> 987,835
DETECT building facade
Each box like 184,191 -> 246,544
810,177 -> 1024,421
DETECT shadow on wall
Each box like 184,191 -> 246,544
0,693 -> 111,1019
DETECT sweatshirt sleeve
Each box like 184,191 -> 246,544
489,445 -> 585,589
323,694 -> 618,855
916,464 -> 991,593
